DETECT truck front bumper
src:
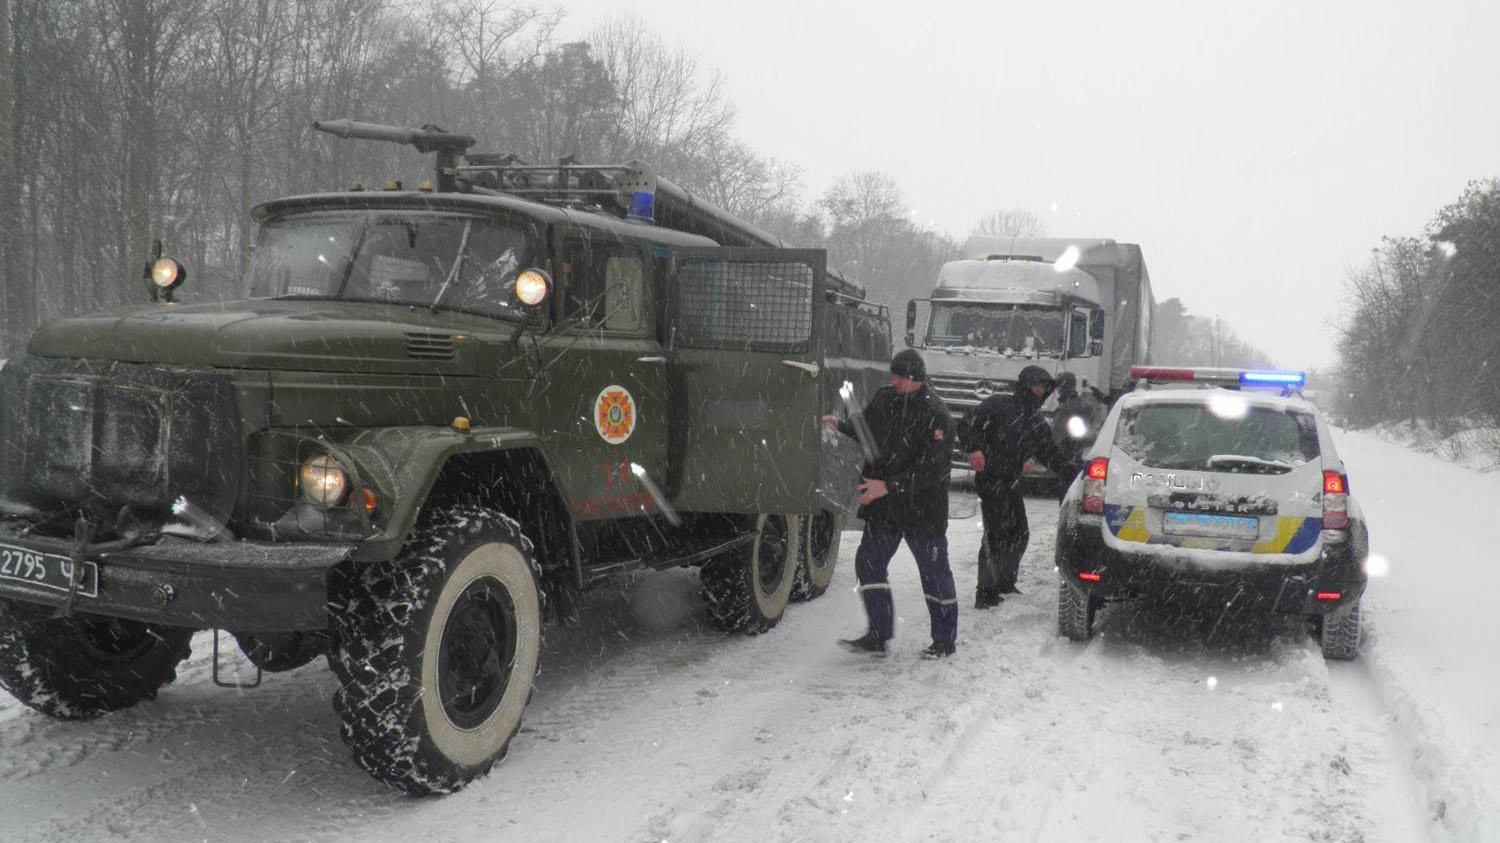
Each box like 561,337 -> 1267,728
0,520 -> 351,632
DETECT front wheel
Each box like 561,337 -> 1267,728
0,599 -> 193,719
1057,577 -> 1098,642
791,510 -> 842,601
329,506 -> 543,795
701,514 -> 799,634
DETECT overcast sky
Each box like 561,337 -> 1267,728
556,0 -> 1500,370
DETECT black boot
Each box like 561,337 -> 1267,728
839,632 -> 887,655
919,641 -> 957,659
974,588 -> 1004,609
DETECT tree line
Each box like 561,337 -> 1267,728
0,0 -> 965,354
1151,297 -> 1274,371
1335,178 -> 1500,431
0,0 -> 1256,361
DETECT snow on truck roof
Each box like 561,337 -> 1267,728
960,236 -> 1119,263
934,258 -> 1101,302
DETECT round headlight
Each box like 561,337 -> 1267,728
150,257 -> 187,290
515,268 -> 551,307
299,453 -> 349,508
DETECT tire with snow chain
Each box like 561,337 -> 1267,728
1057,577 -> 1097,642
701,514 -> 799,634
791,510 -> 842,602
1318,600 -> 1361,661
0,598 -> 193,719
328,506 -> 543,796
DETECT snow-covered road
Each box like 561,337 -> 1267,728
0,430 -> 1491,842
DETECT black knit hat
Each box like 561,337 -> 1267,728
890,349 -> 926,382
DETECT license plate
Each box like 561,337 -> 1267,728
1161,512 -> 1260,540
0,542 -> 99,598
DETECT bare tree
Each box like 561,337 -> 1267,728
588,14 -> 735,170
0,0 -> 20,352
972,208 -> 1046,238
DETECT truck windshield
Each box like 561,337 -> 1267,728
1114,402 -> 1320,473
245,211 -> 539,320
926,302 -> 1065,357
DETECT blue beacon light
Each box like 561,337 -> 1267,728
1239,370 -> 1306,387
627,190 -> 655,224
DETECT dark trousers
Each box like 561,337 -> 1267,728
854,524 -> 958,645
977,483 -> 1029,593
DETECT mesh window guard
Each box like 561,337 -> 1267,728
673,259 -> 815,351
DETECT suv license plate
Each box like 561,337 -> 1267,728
1161,512 -> 1260,540
0,542 -> 99,598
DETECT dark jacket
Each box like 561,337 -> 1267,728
959,370 -> 1075,492
837,383 -> 953,535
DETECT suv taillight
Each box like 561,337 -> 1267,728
1082,457 -> 1109,514
1322,470 -> 1349,530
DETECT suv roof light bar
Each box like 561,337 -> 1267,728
1129,366 -> 1306,393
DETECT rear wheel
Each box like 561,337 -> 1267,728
1318,600 -> 1361,661
791,510 -> 842,601
329,505 -> 543,795
1057,577 -> 1098,642
701,514 -> 799,634
0,599 -> 193,719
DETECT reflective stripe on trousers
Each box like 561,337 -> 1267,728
854,524 -> 958,644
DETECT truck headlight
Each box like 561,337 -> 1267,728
299,453 -> 349,507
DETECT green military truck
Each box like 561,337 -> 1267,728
0,121 -> 891,795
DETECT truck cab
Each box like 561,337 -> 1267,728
906,237 -> 1154,468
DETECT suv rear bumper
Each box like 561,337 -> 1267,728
0,521 -> 350,631
1057,515 -> 1367,615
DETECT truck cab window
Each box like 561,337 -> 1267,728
562,237 -> 650,334
603,255 -> 646,333
1068,310 -> 1090,357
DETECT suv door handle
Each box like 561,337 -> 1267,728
781,360 -> 820,376
635,355 -> 666,364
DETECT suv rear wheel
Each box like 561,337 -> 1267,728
1318,600 -> 1362,661
701,513 -> 799,634
1057,578 -> 1098,642
329,505 -> 543,795
0,600 -> 193,719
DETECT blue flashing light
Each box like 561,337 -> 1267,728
1240,370 -> 1305,388
626,190 -> 655,224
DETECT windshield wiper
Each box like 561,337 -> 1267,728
332,222 -> 369,298
431,220 -> 473,311
1206,454 -> 1291,473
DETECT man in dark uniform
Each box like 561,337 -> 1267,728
822,349 -> 958,658
960,365 -> 1077,609
1050,372 -> 1104,466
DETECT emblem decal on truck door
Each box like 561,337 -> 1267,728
595,385 -> 636,444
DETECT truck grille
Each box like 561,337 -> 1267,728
0,357 -> 242,527
927,374 -> 997,412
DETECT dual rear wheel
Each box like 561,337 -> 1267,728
702,510 -> 845,634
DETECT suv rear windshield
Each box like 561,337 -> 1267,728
246,211 -> 541,320
1115,401 -> 1320,474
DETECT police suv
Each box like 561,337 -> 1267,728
1054,367 -> 1368,659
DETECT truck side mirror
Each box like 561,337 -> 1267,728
1089,339 -> 1104,356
